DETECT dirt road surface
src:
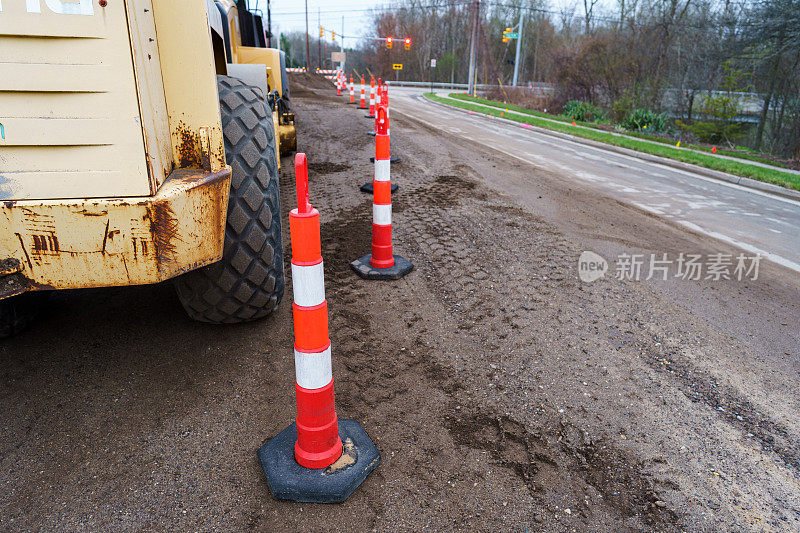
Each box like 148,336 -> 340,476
2,75 -> 799,532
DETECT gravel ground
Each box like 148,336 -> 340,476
1,74 -> 799,532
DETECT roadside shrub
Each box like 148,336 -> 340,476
676,119 -> 743,144
481,86 -> 562,114
674,64 -> 750,145
562,100 -> 608,123
621,108 -> 668,132
611,96 -> 634,123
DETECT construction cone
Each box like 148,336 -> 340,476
359,76 -> 367,109
363,94 -> 398,191
352,108 -> 412,279
336,76 -> 342,96
368,85 -> 389,137
368,85 -> 399,165
376,78 -> 382,107
711,145 -> 717,154
258,154 -> 380,503
366,76 -> 376,118
368,113 -> 378,137
349,76 -> 355,104
384,85 -> 391,133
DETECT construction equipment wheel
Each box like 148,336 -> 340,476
0,292 -> 49,339
174,76 -> 285,323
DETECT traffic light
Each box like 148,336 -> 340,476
502,27 -> 511,43
320,27 -> 324,38
404,37 -> 411,50
332,31 -> 335,41
386,36 -> 393,49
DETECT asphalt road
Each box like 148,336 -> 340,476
390,87 -> 800,273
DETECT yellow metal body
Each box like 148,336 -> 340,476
0,0 -> 231,298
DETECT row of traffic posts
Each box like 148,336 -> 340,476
257,71 -> 412,503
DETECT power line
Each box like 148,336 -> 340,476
272,1 -> 473,16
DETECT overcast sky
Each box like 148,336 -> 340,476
254,0 -> 383,47
255,0 -> 605,47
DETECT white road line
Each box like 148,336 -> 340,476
677,221 -> 800,274
416,97 -> 800,208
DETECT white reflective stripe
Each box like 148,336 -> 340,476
295,346 -> 332,390
373,203 -> 392,225
377,94 -> 382,105
291,261 -> 325,307
374,159 -> 390,181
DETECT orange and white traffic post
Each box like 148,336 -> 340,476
366,85 -> 400,165
366,76 -> 376,118
259,154 -> 380,503
336,74 -> 342,96
352,109 -> 412,279
348,76 -> 355,104
358,76 -> 367,109
368,84 -> 383,137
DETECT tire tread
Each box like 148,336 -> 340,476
174,75 -> 284,323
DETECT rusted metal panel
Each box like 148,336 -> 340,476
152,0 -> 226,175
0,168 -> 231,293
125,0 -> 172,192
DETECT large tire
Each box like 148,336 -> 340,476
174,76 -> 285,323
0,292 -> 49,339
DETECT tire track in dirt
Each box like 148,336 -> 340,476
388,161 -> 680,529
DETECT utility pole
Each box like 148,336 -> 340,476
318,7 -> 322,70
532,18 -> 541,86
304,0 -> 310,71
467,0 -> 479,96
340,15 -> 345,72
512,9 -> 524,86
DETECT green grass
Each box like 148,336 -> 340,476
447,93 -> 791,169
424,93 -> 800,191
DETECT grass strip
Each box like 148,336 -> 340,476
447,93 -> 791,169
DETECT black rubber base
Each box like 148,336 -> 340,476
258,419 -> 380,503
369,156 -> 400,164
368,131 -> 376,136
350,254 -> 414,280
360,182 -> 398,194
365,114 -> 375,118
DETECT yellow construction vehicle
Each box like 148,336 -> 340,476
0,0 -> 291,336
